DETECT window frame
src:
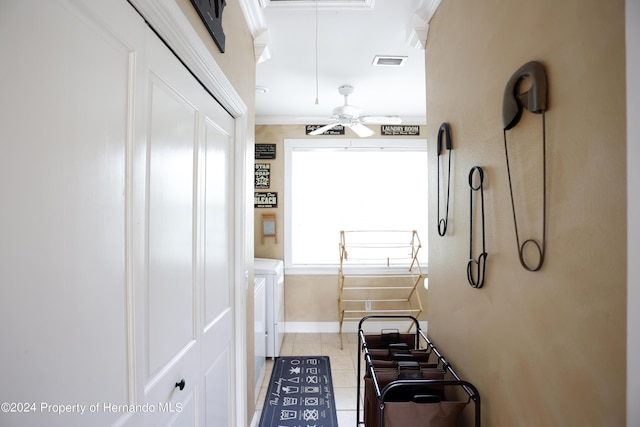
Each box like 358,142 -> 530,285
284,138 -> 428,275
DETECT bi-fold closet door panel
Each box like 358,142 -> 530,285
0,1 -> 236,426
199,111 -> 235,427
0,1 -> 144,426
141,23 -> 235,427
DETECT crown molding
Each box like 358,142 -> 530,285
255,115 -> 426,126
129,0 -> 247,116
407,0 -> 442,50
238,0 -> 272,63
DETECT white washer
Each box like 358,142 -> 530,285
253,276 -> 266,400
254,258 -> 284,358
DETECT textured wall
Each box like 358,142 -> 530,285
425,0 -> 626,425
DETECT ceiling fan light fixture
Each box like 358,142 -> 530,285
372,55 -> 407,67
333,104 -> 362,118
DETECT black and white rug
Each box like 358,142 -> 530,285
259,356 -> 339,427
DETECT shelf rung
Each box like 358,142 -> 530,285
341,299 -> 411,303
343,309 -> 421,314
339,274 -> 417,278
341,286 -> 414,291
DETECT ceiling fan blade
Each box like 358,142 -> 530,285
308,123 -> 339,135
361,116 -> 403,124
350,123 -> 375,138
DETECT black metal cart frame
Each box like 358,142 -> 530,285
356,315 -> 481,427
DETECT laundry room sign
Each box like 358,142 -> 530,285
380,125 -> 420,136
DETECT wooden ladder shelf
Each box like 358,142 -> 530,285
338,230 -> 424,348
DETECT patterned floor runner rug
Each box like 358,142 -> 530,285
259,356 -> 339,427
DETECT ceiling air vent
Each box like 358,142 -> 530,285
372,55 -> 407,67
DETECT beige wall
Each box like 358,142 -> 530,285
254,124 -> 429,324
426,0 -> 626,425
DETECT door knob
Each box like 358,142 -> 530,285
175,379 -> 185,391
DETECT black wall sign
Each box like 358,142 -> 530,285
306,125 -> 345,135
190,0 -> 226,53
255,192 -> 278,208
255,144 -> 276,159
380,125 -> 420,136
255,163 -> 271,189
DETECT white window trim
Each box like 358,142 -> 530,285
284,138 -> 428,275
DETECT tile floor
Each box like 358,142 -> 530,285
255,332 -> 364,426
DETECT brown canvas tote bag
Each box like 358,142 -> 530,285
382,400 -> 467,427
364,368 -> 445,427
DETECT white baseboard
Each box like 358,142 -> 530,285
284,320 -> 428,334
249,412 -> 259,427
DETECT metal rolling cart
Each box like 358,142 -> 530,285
357,315 -> 481,427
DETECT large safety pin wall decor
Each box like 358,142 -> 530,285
467,166 -> 487,288
436,122 -> 453,236
502,60 -> 548,272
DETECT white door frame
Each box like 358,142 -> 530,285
626,1 -> 640,425
128,1 -> 249,425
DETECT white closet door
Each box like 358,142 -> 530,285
0,0 -> 144,426
141,18 -> 236,427
141,61 -> 200,426
0,1 -> 238,426
200,111 -> 234,427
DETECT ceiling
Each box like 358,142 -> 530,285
253,0 -> 437,126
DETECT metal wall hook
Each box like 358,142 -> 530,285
436,122 -> 453,236
467,166 -> 487,288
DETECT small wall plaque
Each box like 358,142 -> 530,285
254,192 -> 278,208
306,124 -> 345,135
255,163 -> 271,189
255,144 -> 276,159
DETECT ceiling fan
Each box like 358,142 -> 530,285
309,85 -> 402,138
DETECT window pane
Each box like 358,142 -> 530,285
289,146 -> 428,267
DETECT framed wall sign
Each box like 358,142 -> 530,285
306,124 -> 345,135
255,163 -> 271,189
255,144 -> 276,159
254,192 -> 278,208
190,0 -> 226,53
380,125 -> 420,136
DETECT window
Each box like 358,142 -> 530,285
284,139 -> 428,274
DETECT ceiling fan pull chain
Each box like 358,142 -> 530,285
314,0 -> 319,105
